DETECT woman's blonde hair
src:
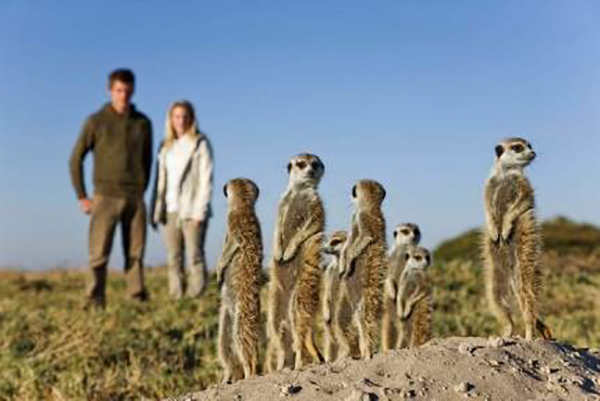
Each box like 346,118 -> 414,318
164,100 -> 200,149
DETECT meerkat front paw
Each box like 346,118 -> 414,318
272,243 -> 284,263
500,223 -> 512,242
281,245 -> 296,263
488,225 -> 500,242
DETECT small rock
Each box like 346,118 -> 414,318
459,343 -> 475,355
541,366 -> 559,375
401,389 -> 416,398
490,337 -> 510,348
487,359 -> 502,367
280,384 -> 302,396
455,382 -> 474,393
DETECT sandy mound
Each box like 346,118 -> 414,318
175,337 -> 600,401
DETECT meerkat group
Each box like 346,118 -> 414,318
215,138 -> 551,383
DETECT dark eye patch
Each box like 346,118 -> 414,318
404,253 -> 410,261
511,144 -> 525,153
311,161 -> 320,170
296,160 -> 307,169
352,185 -> 357,198
415,255 -> 423,262
330,239 -> 341,246
400,229 -> 410,235
426,255 -> 431,264
223,184 -> 228,197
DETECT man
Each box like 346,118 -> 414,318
69,68 -> 153,308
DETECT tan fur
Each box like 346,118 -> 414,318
482,138 -> 552,340
217,178 -> 263,383
265,154 -> 325,372
381,223 -> 421,352
397,246 -> 433,348
337,179 -> 387,361
321,231 -> 348,362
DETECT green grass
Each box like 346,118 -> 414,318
0,269 -> 221,400
1,216 -> 599,399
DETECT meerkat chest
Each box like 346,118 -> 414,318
280,192 -> 318,245
490,177 -> 521,216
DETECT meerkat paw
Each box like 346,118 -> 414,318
488,226 -> 500,243
500,223 -> 512,242
281,245 -> 296,263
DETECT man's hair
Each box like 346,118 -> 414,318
108,68 -> 135,88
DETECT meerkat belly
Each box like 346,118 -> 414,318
279,195 -> 311,251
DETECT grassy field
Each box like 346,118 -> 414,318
0,217 -> 599,400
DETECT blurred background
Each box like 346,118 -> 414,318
0,0 -> 598,270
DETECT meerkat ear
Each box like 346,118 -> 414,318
495,144 -> 504,158
253,183 -> 260,200
380,186 -> 386,201
223,184 -> 228,198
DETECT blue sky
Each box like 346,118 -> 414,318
0,1 -> 598,269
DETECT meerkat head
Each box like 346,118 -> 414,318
494,137 -> 536,172
404,246 -> 432,271
223,178 -> 259,208
351,179 -> 386,209
393,223 -> 421,247
323,231 -> 348,257
287,153 -> 325,188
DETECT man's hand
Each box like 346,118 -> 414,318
79,198 -> 92,214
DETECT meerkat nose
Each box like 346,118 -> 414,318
530,151 -> 536,159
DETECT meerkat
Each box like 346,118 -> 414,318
336,179 -> 387,361
265,153 -> 325,372
381,223 -> 422,352
396,246 -> 433,348
482,137 -> 552,341
216,178 -> 263,383
320,230 -> 348,362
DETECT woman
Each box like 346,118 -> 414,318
151,100 -> 214,299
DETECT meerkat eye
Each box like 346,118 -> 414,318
426,255 -> 431,264
527,143 -> 532,150
352,185 -> 357,198
404,253 -> 410,261
223,184 -> 228,198
296,160 -> 307,169
400,229 -> 410,236
511,144 -> 525,153
393,230 -> 398,238
414,228 -> 420,237
310,161 -> 320,170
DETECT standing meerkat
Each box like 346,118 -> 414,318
320,230 -> 348,362
216,178 -> 263,383
336,179 -> 387,361
381,223 -> 421,352
482,137 -> 552,340
265,153 -> 325,372
397,246 -> 433,348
